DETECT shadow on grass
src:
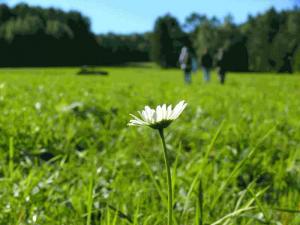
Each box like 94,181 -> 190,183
77,66 -> 109,76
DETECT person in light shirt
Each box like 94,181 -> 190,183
179,46 -> 193,84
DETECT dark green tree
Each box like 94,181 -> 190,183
194,16 -> 220,59
151,14 -> 184,68
0,4 -> 12,24
96,33 -> 150,64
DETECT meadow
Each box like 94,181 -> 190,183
0,66 -> 299,225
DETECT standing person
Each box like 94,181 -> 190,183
200,49 -> 213,82
216,48 -> 227,84
179,46 -> 193,84
191,52 -> 198,74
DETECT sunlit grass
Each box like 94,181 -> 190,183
0,66 -> 299,224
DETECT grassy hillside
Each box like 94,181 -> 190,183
0,67 -> 299,224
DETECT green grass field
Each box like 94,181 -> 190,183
0,66 -> 299,224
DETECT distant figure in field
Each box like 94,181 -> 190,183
216,48 -> 227,84
200,49 -> 213,82
179,46 -> 193,84
191,51 -> 198,74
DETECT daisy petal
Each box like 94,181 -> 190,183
128,100 -> 187,129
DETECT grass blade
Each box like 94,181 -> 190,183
182,121 -> 225,219
86,175 -> 94,225
9,137 -> 14,178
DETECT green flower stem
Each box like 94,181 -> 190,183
158,128 -> 173,225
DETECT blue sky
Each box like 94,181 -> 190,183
2,0 -> 299,34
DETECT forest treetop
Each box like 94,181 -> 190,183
0,3 -> 299,72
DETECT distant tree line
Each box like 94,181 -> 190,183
152,7 -> 300,72
0,3 -> 150,66
0,3 -> 300,72
96,33 -> 150,65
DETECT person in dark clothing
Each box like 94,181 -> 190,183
200,49 -> 213,82
216,48 -> 227,84
179,46 -> 193,84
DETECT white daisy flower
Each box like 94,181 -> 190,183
128,100 -> 187,129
